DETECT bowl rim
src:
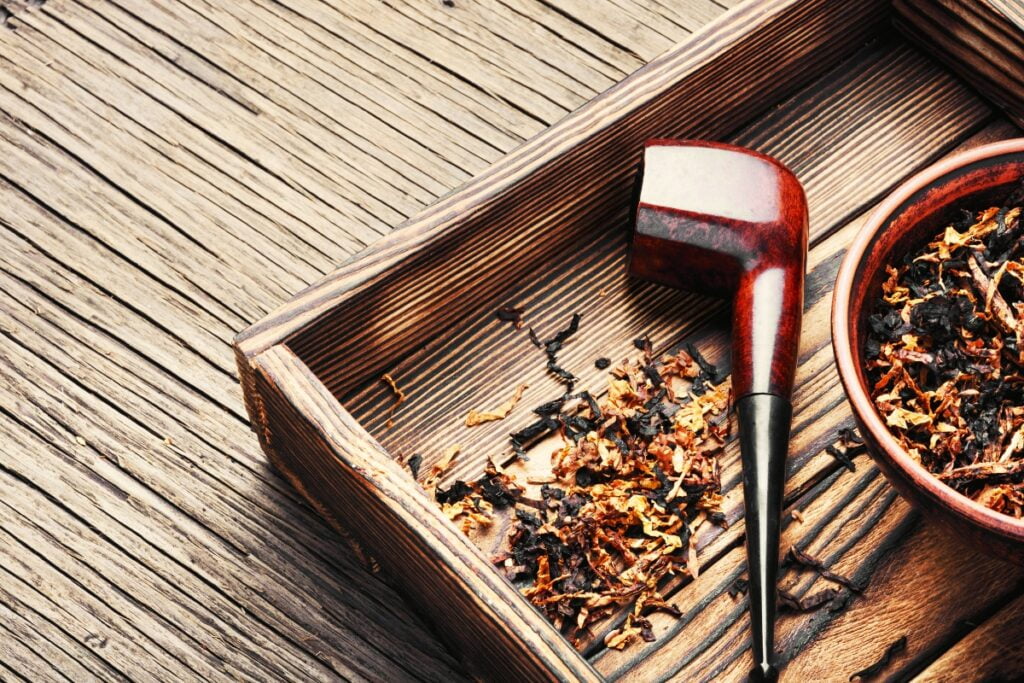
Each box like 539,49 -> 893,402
832,137 -> 1024,542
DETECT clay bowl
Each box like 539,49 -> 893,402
833,138 -> 1024,561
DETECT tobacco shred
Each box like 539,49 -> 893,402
825,445 -> 857,473
428,328 -> 732,650
778,586 -> 845,612
786,546 -> 862,593
826,427 -> 867,473
865,186 -> 1024,516
422,444 -> 460,492
496,305 -> 525,329
531,313 -> 583,389
407,454 -> 423,479
381,372 -> 406,428
848,635 -> 907,681
728,576 -> 749,599
466,383 -> 529,426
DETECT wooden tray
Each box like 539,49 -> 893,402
234,0 -> 1024,680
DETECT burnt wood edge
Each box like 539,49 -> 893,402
232,0 -> 891,379
247,345 -> 601,683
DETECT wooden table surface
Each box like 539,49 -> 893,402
1,0 -> 1022,681
0,0 -> 739,680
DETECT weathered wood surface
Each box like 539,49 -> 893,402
4,0 -> 1024,681
0,0 -> 730,680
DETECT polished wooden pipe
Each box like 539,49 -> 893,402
629,140 -> 808,680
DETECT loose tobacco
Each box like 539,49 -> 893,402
429,322 -> 731,650
866,185 -> 1024,516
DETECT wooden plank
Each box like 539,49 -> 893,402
913,592 -> 1024,682
0,242 -> 464,680
0,0 -> 727,677
0,584 -> 121,682
895,0 -> 1024,126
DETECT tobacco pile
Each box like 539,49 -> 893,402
428,318 -> 731,649
866,184 -> 1024,516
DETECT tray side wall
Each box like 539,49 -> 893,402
249,346 -> 601,682
895,0 -> 1024,126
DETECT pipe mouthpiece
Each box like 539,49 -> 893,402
749,662 -> 779,682
736,393 -> 791,683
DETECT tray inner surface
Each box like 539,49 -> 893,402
287,32 -> 1020,680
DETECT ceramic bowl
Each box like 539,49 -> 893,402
832,138 -> 1024,561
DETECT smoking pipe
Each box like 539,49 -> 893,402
628,140 -> 808,681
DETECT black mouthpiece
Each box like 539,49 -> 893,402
736,393 -> 792,681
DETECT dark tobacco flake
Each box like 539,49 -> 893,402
825,444 -> 857,473
786,546 -> 862,592
595,357 -> 611,369
478,461 -> 524,508
540,484 -> 563,503
550,312 -> 581,345
407,454 -> 423,479
533,397 -> 566,415
838,427 -> 863,446
527,326 -> 542,348
685,342 -> 726,384
496,305 -> 525,329
633,334 -> 653,355
529,313 -> 583,389
728,577 -> 749,599
511,416 -> 560,451
778,586 -> 844,612
546,359 -> 576,383
435,480 -> 473,505
643,364 -> 664,387
848,635 -> 907,681
578,390 -> 602,421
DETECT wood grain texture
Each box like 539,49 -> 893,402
895,0 -> 1024,126
2,0 -> 1021,680
0,0 -> 727,679
914,591 -> 1024,681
